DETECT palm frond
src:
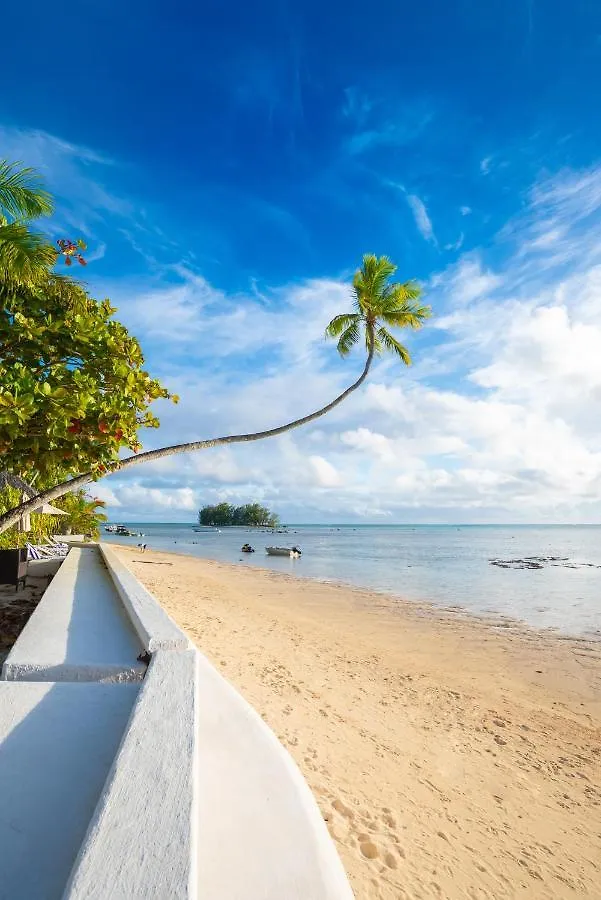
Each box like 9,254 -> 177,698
377,327 -> 412,365
0,160 -> 53,221
337,320 -> 361,356
353,254 -> 398,313
381,303 -> 431,330
0,221 -> 57,285
360,254 -> 397,287
380,280 -> 423,309
325,312 -> 360,339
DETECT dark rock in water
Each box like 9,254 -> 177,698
490,555 -> 598,571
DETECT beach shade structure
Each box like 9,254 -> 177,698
19,501 -> 67,533
33,503 -> 67,517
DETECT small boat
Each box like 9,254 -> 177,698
105,524 -> 136,536
241,544 -> 255,553
265,546 -> 302,558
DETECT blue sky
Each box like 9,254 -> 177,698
4,0 -> 601,522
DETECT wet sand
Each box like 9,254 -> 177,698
113,545 -> 601,899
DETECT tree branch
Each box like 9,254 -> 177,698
0,339 -> 375,534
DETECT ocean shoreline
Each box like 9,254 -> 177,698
102,523 -> 601,639
106,540 -> 601,646
113,544 -> 601,898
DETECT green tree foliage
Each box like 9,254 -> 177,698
0,275 -> 177,481
199,503 -> 280,527
0,485 -> 55,549
53,490 -> 108,539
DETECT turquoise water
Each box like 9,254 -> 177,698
101,524 -> 601,638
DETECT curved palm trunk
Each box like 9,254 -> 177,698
0,336 -> 376,534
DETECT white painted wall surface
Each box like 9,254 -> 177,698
195,651 -> 355,899
0,545 -> 353,899
0,681 -> 138,900
63,650 -> 198,900
100,544 -> 191,652
2,547 -> 145,682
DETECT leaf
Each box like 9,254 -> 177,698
0,160 -> 54,220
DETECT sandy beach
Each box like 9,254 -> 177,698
113,545 -> 601,899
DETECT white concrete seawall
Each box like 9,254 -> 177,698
3,548 -> 146,683
0,544 -> 353,899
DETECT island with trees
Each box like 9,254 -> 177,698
198,503 -> 280,528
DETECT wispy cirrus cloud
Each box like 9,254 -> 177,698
0,126 -> 145,272
0,126 -> 131,232
341,88 -> 434,157
406,194 -> 437,245
382,179 -> 438,246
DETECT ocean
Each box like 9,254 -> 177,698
101,524 -> 601,639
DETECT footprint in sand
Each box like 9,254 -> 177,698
332,798 -> 354,819
359,841 -> 379,859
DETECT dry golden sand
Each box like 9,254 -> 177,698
114,545 -> 601,899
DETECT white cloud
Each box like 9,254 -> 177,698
12,128 -> 601,522
0,127 -> 131,230
86,242 -> 107,263
308,455 -> 341,487
344,97 -> 434,157
102,213 -> 601,522
444,232 -> 464,252
431,256 -> 502,306
529,167 -> 601,220
116,484 -> 198,512
406,194 -> 436,244
480,156 -> 492,174
340,427 -> 397,463
460,205 -> 472,216
91,484 -> 121,506
110,271 -> 351,368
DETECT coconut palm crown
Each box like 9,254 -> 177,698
326,254 -> 430,366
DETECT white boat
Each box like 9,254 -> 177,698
104,524 -> 137,537
265,546 -> 302,558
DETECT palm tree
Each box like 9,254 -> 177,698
0,160 -> 56,288
0,255 -> 430,533
53,490 -> 108,539
326,253 -> 429,365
